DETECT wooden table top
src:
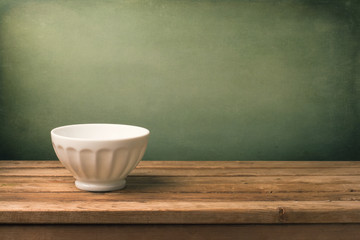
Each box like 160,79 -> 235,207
0,161 -> 359,224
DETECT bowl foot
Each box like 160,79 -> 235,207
75,179 -> 126,192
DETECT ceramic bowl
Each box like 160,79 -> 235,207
51,124 -> 149,192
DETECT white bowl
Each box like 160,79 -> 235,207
51,124 -> 149,192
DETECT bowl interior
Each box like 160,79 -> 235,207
51,124 -> 149,141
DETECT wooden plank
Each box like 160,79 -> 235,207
0,168 -> 71,177
1,173 -> 359,194
1,167 -> 360,177
1,161 -> 360,225
130,168 -> 360,176
2,175 -> 360,184
137,161 -> 360,168
1,191 -> 360,202
1,201 -> 360,224
0,161 -> 61,168
1,160 -> 359,169
1,224 -> 360,240
0,180 -> 359,194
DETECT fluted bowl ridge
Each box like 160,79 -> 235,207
51,124 -> 150,192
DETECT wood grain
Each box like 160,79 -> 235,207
1,224 -> 360,240
1,201 -> 360,224
0,161 -> 359,224
1,160 -> 359,168
1,192 -> 359,202
1,166 -> 360,177
0,180 -> 359,194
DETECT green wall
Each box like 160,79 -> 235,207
0,0 -> 359,160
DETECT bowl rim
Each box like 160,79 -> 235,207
51,123 -> 150,142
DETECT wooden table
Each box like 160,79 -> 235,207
0,161 -> 359,240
